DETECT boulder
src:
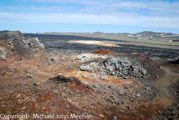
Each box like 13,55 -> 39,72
0,31 -> 44,58
0,46 -> 7,60
79,54 -> 159,80
103,56 -> 148,79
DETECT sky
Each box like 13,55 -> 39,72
0,0 -> 179,33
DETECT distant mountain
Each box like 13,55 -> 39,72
0,30 -> 11,32
89,31 -> 179,41
135,31 -> 174,36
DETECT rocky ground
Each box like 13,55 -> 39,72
0,31 -> 178,120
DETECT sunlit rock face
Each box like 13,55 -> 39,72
0,46 -> 7,60
0,31 -> 44,59
79,55 -> 149,80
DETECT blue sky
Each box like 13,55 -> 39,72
0,0 -> 179,33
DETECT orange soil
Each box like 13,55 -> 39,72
91,49 -> 119,55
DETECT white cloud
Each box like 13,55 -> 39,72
0,13 -> 27,21
1,0 -> 179,30
31,0 -> 179,15
6,0 -> 179,16
0,12 -> 179,29
32,0 -> 95,4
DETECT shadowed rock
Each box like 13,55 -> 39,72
49,75 -> 81,84
169,59 -> 179,64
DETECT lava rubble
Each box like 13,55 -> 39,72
0,31 -> 179,120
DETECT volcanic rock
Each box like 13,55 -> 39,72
169,58 -> 179,64
49,75 -> 81,84
76,53 -> 108,62
79,55 -> 151,80
0,31 -> 44,59
0,46 -> 7,60
103,56 -> 147,79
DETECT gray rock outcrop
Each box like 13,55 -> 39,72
0,31 -> 44,59
80,55 -> 149,80
0,46 -> 7,60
